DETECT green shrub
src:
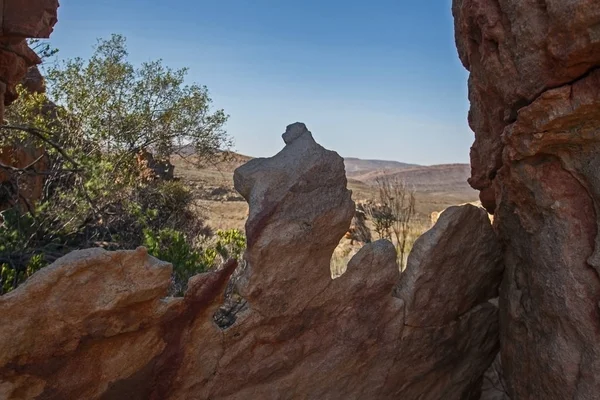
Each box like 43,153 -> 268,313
0,34 -> 229,293
143,227 -> 246,297
143,228 -> 210,296
214,228 -> 246,260
0,210 -> 49,294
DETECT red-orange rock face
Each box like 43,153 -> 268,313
2,0 -> 59,37
21,66 -> 46,94
497,71 -> 600,398
0,144 -> 47,211
0,0 -> 59,119
0,0 -> 59,211
454,0 -> 600,397
453,0 -> 600,192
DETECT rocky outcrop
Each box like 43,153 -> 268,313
3,0 -> 59,37
454,0 -> 600,398
0,144 -> 47,211
0,0 -> 59,120
497,70 -> 600,399
21,65 -> 45,94
453,0 -> 600,210
0,0 -> 59,211
136,149 -> 175,182
397,204 -> 503,328
0,123 -> 502,399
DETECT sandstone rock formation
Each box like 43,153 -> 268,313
21,65 -> 45,94
0,66 -> 53,213
0,0 -> 59,120
136,148 -> 175,182
0,1 -> 59,211
453,0 -> 600,211
454,0 -> 600,398
0,144 -> 47,211
0,123 -> 503,399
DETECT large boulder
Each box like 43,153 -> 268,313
0,247 -> 238,399
397,204 -> 503,328
0,123 -> 503,399
2,0 -> 59,38
454,0 -> 600,397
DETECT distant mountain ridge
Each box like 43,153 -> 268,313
344,157 -> 472,194
343,157 -> 418,175
173,149 -> 474,196
355,164 -> 472,192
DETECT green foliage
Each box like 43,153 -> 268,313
0,210 -> 46,294
28,39 -> 59,61
45,34 -> 230,164
1,34 -> 231,293
0,261 -> 43,295
143,228 -> 210,296
6,33 -> 230,194
366,204 -> 395,240
214,229 -> 246,260
143,228 -> 246,296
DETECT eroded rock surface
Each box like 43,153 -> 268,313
454,0 -> 600,398
0,0 -> 59,211
0,0 -> 59,120
480,353 -> 510,400
0,123 -> 502,399
497,70 -> 600,399
397,204 -> 503,327
453,0 -> 600,205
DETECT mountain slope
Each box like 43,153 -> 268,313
350,163 -> 473,193
343,158 -> 417,177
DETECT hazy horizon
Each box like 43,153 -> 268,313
46,0 -> 472,165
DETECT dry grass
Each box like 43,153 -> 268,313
329,220 -> 430,278
330,239 -> 362,278
171,154 -> 249,232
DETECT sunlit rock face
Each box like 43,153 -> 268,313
0,123 -> 502,399
454,0 -> 600,397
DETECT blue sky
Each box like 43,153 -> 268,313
46,1 -> 471,165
